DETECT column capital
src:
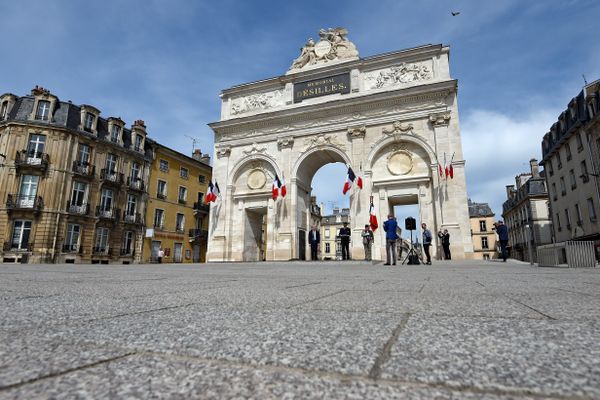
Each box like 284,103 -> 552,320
429,112 -> 451,127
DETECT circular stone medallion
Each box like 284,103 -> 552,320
247,169 -> 267,190
314,40 -> 332,58
387,151 -> 413,175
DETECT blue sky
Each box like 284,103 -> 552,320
2,0 -> 599,217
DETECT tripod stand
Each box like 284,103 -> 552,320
402,217 -> 423,265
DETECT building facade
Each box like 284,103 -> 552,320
142,146 -> 212,263
320,207 -> 350,260
541,79 -> 600,260
502,159 -> 553,262
468,199 -> 497,260
0,87 -> 151,263
207,28 -> 474,262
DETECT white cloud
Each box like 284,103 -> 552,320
461,107 -> 560,216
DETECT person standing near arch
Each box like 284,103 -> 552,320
383,215 -> 399,265
308,225 -> 320,261
339,222 -> 351,260
421,223 -> 432,265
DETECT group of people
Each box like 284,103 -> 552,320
308,217 -> 511,263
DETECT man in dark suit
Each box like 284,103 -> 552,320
308,225 -> 320,261
339,222 -> 351,260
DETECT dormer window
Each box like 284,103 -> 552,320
110,125 -> 120,143
84,113 -> 95,132
0,101 -> 8,120
35,101 -> 50,121
134,134 -> 143,152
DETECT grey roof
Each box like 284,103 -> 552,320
468,201 -> 494,218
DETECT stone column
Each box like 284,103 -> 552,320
348,125 -> 367,260
206,145 -> 231,262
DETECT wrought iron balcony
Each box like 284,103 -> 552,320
7,194 -> 43,213
126,176 -> 145,192
62,243 -> 81,253
3,241 -> 34,252
15,150 -> 49,172
188,229 -> 208,240
72,161 -> 95,178
92,246 -> 111,255
193,202 -> 210,214
153,222 -> 165,231
120,248 -> 134,256
66,201 -> 90,216
123,212 -> 143,225
96,206 -> 120,222
100,169 -> 124,185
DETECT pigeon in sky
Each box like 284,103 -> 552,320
451,11 -> 460,16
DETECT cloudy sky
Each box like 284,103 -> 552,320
2,0 -> 599,217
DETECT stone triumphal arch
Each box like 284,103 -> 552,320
207,28 -> 474,261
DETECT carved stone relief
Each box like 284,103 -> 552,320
216,146 -> 231,158
387,149 -> 413,175
302,134 -> 345,152
347,125 -> 366,139
429,112 -> 451,127
242,142 -> 267,156
230,89 -> 284,116
364,62 -> 432,90
247,169 -> 267,190
277,136 -> 294,149
288,27 -> 359,72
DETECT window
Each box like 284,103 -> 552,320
65,224 -> 81,252
126,194 -> 137,216
483,254 -> 490,260
27,134 -> 46,158
560,177 -> 566,195
105,153 -> 118,173
100,188 -> 113,211
71,181 -> 87,206
130,162 -> 140,181
479,220 -> 487,232
178,186 -> 187,203
122,231 -> 134,255
565,208 -> 571,229
159,159 -> 169,172
0,101 -> 8,120
325,229 -> 330,238
575,203 -> 583,225
588,198 -> 597,222
35,100 -> 50,120
199,175 -> 206,184
110,125 -> 120,143
19,175 -> 39,199
557,152 -> 562,169
180,167 -> 189,179
547,159 -> 554,176
134,134 -> 143,152
325,243 -> 330,253
569,169 -> 577,189
481,237 -> 489,249
95,227 -> 110,251
565,143 -> 572,161
176,213 -> 185,232
576,132 -> 583,151
153,209 -> 165,229
556,213 -> 562,231
551,183 -> 557,200
11,220 -> 32,250
157,180 -> 167,199
78,143 -> 91,165
197,192 -> 204,204
84,112 -> 95,132
581,160 -> 589,182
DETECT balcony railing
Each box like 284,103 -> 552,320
153,223 -> 164,231
92,246 -> 111,255
178,198 -> 186,205
100,169 -> 124,185
7,194 -> 43,213
72,161 -> 95,178
62,243 -> 81,253
193,202 -> 210,214
176,226 -> 185,234
157,192 -> 166,200
3,241 -> 34,252
188,229 -> 209,240
15,150 -> 49,172
126,176 -> 145,192
66,202 -> 90,216
123,212 -> 143,225
120,248 -> 134,256
96,206 -> 120,222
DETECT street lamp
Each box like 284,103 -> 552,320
524,224 -> 534,266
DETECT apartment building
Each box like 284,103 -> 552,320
468,199 -> 497,260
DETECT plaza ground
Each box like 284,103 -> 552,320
1,260 -> 599,399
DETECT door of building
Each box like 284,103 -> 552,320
174,243 -> 183,263
151,240 -> 161,262
192,244 -> 201,262
298,229 -> 306,260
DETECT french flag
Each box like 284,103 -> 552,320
272,175 -> 283,200
342,166 -> 363,195
205,182 -> 216,203
280,175 -> 287,198
369,201 -> 378,232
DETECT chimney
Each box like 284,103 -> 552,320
530,158 -> 540,178
506,185 -> 515,198
192,149 -> 202,161
320,202 -> 324,215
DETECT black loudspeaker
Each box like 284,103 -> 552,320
408,254 -> 420,265
405,217 -> 416,231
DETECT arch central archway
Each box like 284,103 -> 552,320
291,145 -> 352,260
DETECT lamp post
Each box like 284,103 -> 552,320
524,223 -> 534,265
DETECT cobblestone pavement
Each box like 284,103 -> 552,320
1,260 -> 599,399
